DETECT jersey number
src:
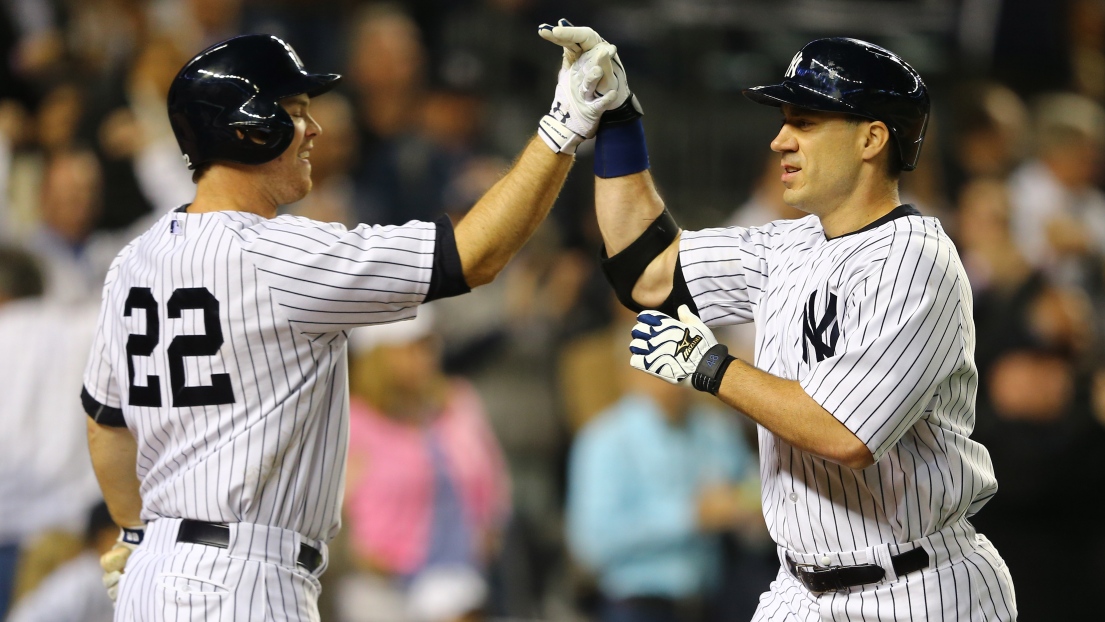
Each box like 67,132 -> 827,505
124,287 -> 235,407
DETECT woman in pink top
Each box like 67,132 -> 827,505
338,307 -> 511,622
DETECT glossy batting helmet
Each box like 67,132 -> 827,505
744,38 -> 930,171
168,34 -> 341,170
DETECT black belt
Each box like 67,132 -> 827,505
176,519 -> 323,572
786,546 -> 929,593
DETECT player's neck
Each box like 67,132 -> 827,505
189,168 -> 280,219
817,179 -> 901,239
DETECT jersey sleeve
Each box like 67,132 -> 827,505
679,223 -> 775,327
799,225 -> 970,462
245,217 -> 437,333
82,267 -> 125,427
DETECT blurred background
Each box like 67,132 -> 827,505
1,0 -> 1104,620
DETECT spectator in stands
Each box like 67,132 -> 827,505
30,149 -> 105,303
0,246 -> 102,619
347,5 -> 455,226
6,501 -> 116,622
567,362 -> 759,622
1008,93 -> 1105,285
337,306 -> 511,622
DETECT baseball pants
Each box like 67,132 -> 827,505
114,518 -> 328,622
752,521 -> 1017,621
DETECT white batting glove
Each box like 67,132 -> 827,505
537,27 -> 619,153
101,526 -> 143,603
630,305 -> 718,385
538,19 -> 643,122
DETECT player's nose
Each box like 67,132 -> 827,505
306,113 -> 322,138
770,125 -> 796,153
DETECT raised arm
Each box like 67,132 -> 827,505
455,34 -> 617,288
453,139 -> 572,287
595,171 -> 679,307
540,21 -> 678,309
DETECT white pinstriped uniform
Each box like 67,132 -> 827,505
680,208 -> 1017,620
83,209 -> 436,621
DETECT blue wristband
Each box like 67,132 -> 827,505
594,118 -> 649,178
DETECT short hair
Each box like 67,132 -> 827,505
192,163 -> 210,184
0,245 -> 45,300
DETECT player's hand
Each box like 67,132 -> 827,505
538,37 -> 618,154
629,305 -> 717,385
538,19 -> 643,124
101,526 -> 144,603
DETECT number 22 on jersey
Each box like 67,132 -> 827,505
124,286 -> 236,408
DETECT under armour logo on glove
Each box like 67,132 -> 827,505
551,102 -> 571,123
802,290 -> 839,363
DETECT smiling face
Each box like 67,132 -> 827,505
770,105 -> 874,214
250,94 -> 322,205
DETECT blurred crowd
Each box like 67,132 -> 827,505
1,0 -> 1104,621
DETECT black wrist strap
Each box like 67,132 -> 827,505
599,95 -> 643,127
691,343 -> 735,395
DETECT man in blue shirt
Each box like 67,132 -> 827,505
568,364 -> 760,622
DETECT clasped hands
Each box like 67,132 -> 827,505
537,19 -> 641,154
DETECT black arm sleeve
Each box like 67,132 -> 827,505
654,255 -> 698,317
424,216 -> 472,302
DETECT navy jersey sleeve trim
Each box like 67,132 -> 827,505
82,386 -> 126,427
424,216 -> 471,302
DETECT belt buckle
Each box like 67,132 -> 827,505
792,562 -> 844,594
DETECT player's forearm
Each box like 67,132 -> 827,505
454,137 -> 572,287
595,171 -> 680,306
716,360 -> 875,469
595,171 -> 666,255
87,419 -> 144,527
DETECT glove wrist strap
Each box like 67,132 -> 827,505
538,115 -> 584,154
599,96 -> 643,127
691,343 -> 735,395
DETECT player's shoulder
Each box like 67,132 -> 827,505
683,213 -> 820,247
842,206 -> 951,260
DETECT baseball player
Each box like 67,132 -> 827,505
540,27 -> 1018,620
82,33 -> 613,621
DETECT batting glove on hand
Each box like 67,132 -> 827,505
101,526 -> 143,603
537,23 -> 620,153
630,305 -> 717,385
538,19 -> 643,125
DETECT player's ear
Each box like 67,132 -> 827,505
861,120 -> 892,165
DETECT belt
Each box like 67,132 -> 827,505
786,546 -> 929,593
176,519 -> 323,572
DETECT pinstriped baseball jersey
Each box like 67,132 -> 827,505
680,205 -> 997,555
82,208 -> 436,543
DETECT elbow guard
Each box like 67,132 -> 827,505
600,209 -> 698,317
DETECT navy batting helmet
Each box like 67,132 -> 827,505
743,38 -> 930,171
168,34 -> 341,170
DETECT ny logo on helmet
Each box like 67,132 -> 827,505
785,53 -> 803,78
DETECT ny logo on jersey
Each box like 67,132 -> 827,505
675,328 -> 702,362
785,52 -> 803,78
801,290 -> 839,364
